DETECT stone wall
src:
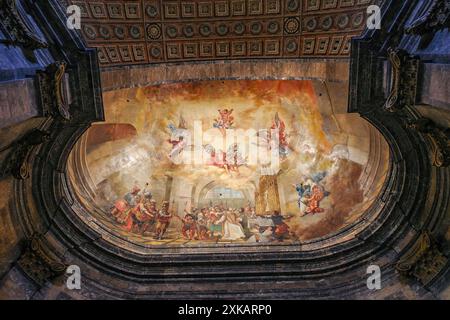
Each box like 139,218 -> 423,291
100,59 -> 350,91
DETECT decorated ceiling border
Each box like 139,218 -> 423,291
64,0 -> 376,67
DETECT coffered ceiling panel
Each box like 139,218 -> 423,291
67,0 -> 375,67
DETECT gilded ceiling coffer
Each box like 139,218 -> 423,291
0,0 -> 48,61
17,235 -> 67,287
408,118 -> 450,167
384,48 -> 419,113
36,61 -> 72,121
396,232 -> 448,286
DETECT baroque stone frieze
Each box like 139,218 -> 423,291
384,48 -> 420,113
383,48 -> 450,168
405,0 -> 450,48
35,61 -> 72,121
408,118 -> 450,168
17,235 -> 67,287
396,232 -> 448,286
64,0 -> 375,67
0,0 -> 48,61
0,128 -> 51,180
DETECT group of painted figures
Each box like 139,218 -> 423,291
110,184 -> 172,240
110,185 -> 293,242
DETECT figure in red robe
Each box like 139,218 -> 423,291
155,201 -> 172,240
132,197 -> 157,235
177,214 -> 197,240
304,185 -> 326,215
111,185 -> 141,231
270,112 -> 289,158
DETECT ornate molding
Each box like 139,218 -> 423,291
65,0 -> 371,67
384,48 -> 419,113
405,0 -> 450,36
408,118 -> 450,167
396,232 -> 448,286
36,62 -> 72,121
0,0 -> 48,58
17,235 -> 67,287
0,129 -> 50,180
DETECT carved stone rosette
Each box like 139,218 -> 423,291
408,118 -> 450,167
17,235 -> 67,287
396,232 -> 448,286
0,0 -> 48,51
36,62 -> 72,121
384,48 -> 420,113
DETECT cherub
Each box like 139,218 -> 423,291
213,108 -> 234,135
303,185 -> 327,215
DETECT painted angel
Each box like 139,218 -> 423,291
254,113 -> 290,159
213,109 -> 234,135
167,115 -> 189,160
271,112 -> 289,158
293,171 -> 330,216
203,143 -> 246,174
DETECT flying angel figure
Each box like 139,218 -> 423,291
203,143 -> 247,174
293,171 -> 330,216
253,113 -> 290,159
167,115 -> 190,160
213,109 -> 234,135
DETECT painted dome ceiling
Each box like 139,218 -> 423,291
68,79 -> 389,250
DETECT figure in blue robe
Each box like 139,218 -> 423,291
295,183 -> 311,208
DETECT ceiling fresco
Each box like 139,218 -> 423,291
68,80 -> 389,247
63,0 -> 376,67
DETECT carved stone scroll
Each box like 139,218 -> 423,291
0,0 -> 48,60
405,0 -> 450,36
0,129 -> 51,179
408,118 -> 450,167
384,48 -> 419,113
396,232 -> 448,285
17,235 -> 67,287
36,62 -> 72,121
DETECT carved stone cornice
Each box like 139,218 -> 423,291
384,48 -> 420,113
17,234 -> 67,287
0,129 -> 50,180
396,232 -> 448,286
36,62 -> 72,121
0,0 -> 48,55
405,0 -> 450,36
408,118 -> 450,168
